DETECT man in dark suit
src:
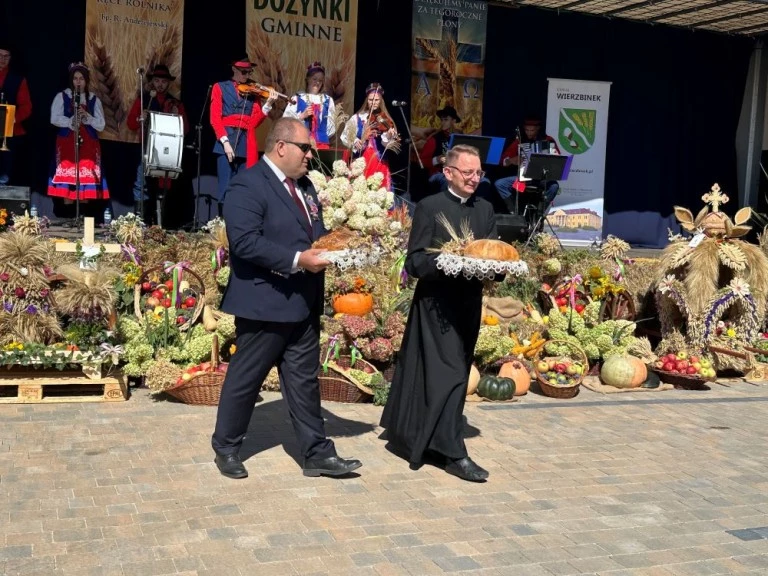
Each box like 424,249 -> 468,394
211,117 -> 362,479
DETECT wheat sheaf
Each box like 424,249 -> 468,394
145,25 -> 180,80
87,27 -> 126,136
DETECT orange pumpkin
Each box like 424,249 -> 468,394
333,293 -> 374,316
464,239 -> 519,261
484,315 -> 499,326
498,360 -> 531,395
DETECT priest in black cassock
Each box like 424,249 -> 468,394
380,144 -> 497,482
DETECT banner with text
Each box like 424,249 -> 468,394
410,0 -> 488,153
545,78 -> 612,246
84,0 -> 185,142
246,0 -> 359,146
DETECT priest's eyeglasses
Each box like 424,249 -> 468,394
446,166 -> 485,179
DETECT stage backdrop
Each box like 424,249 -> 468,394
245,0 -> 359,146
545,78 -> 611,246
410,0 -> 488,153
84,0 -> 185,143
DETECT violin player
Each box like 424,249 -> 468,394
210,55 -> 278,204
340,82 -> 399,190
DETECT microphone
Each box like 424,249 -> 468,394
391,100 -> 407,107
137,67 -> 145,75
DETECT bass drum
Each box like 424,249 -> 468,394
144,111 -> 183,179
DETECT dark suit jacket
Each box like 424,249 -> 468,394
220,159 -> 326,323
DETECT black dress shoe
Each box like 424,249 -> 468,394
445,456 -> 489,482
214,453 -> 248,479
303,455 -> 362,477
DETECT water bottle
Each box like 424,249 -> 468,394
103,207 -> 112,227
30,204 -> 38,218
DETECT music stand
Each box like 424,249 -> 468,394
446,134 -> 506,165
521,153 -> 572,247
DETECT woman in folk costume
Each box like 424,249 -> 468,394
283,61 -> 336,150
341,82 -> 399,189
47,62 -> 109,202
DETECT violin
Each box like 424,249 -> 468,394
236,80 -> 295,103
368,112 -> 396,134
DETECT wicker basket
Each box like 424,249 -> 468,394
533,339 -> 588,399
319,354 -> 376,403
597,290 -> 637,321
537,279 -> 592,315
650,368 -> 714,390
134,264 -> 206,331
165,335 -> 226,405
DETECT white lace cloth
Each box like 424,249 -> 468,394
436,254 -> 529,280
319,248 -> 381,271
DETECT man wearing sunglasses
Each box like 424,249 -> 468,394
210,55 -> 278,207
382,144 -> 497,483
212,117 -> 362,480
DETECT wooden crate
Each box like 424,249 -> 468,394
0,370 -> 128,403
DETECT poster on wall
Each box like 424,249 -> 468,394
545,78 -> 612,246
246,0 -> 359,149
410,0 -> 488,153
84,0 -> 185,143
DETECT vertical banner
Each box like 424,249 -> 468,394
84,0 -> 185,142
545,78 -> 612,246
410,0 -> 487,151
246,0 -> 358,145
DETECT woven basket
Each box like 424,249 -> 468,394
134,264 -> 206,331
319,354 -> 376,403
165,335 -> 226,405
650,368 -> 714,390
533,339 -> 588,399
537,279 -> 592,315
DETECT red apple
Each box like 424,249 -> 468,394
176,316 -> 185,325
686,366 -> 698,375
662,361 -> 675,372
141,281 -> 152,292
164,280 -> 174,290
151,289 -> 164,300
665,353 -> 678,363
575,304 -> 585,313
541,283 -> 551,292
162,298 -> 172,308
676,360 -> 689,370
184,296 -> 196,308
689,356 -> 700,365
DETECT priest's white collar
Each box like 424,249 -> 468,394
447,187 -> 470,204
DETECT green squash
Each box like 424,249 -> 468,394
476,375 -> 516,401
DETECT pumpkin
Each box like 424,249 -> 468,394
467,364 -> 480,396
600,355 -> 647,388
483,315 -> 499,326
498,360 -> 531,395
464,239 -> 519,261
476,375 -> 516,401
333,293 -> 374,316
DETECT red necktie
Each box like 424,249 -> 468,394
285,178 -> 312,233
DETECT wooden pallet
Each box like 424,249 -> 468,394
0,370 -> 128,403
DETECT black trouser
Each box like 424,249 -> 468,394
212,316 -> 336,461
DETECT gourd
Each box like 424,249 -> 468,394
467,365 -> 480,395
476,374 -> 516,401
600,355 -> 647,388
464,239 -> 519,261
332,293 -> 374,316
498,360 -> 531,395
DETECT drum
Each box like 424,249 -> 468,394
144,111 -> 183,178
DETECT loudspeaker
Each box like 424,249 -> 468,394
496,214 -> 529,243
0,186 -> 31,218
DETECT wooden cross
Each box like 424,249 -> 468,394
702,183 -> 729,213
55,217 -> 122,267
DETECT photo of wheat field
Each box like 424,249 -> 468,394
245,12 -> 358,148
84,0 -> 184,142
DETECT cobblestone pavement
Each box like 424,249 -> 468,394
1,381 -> 768,575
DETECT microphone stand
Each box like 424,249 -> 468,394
74,90 -> 82,231
137,70 -> 146,221
395,104 -> 421,202
191,84 -> 213,231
